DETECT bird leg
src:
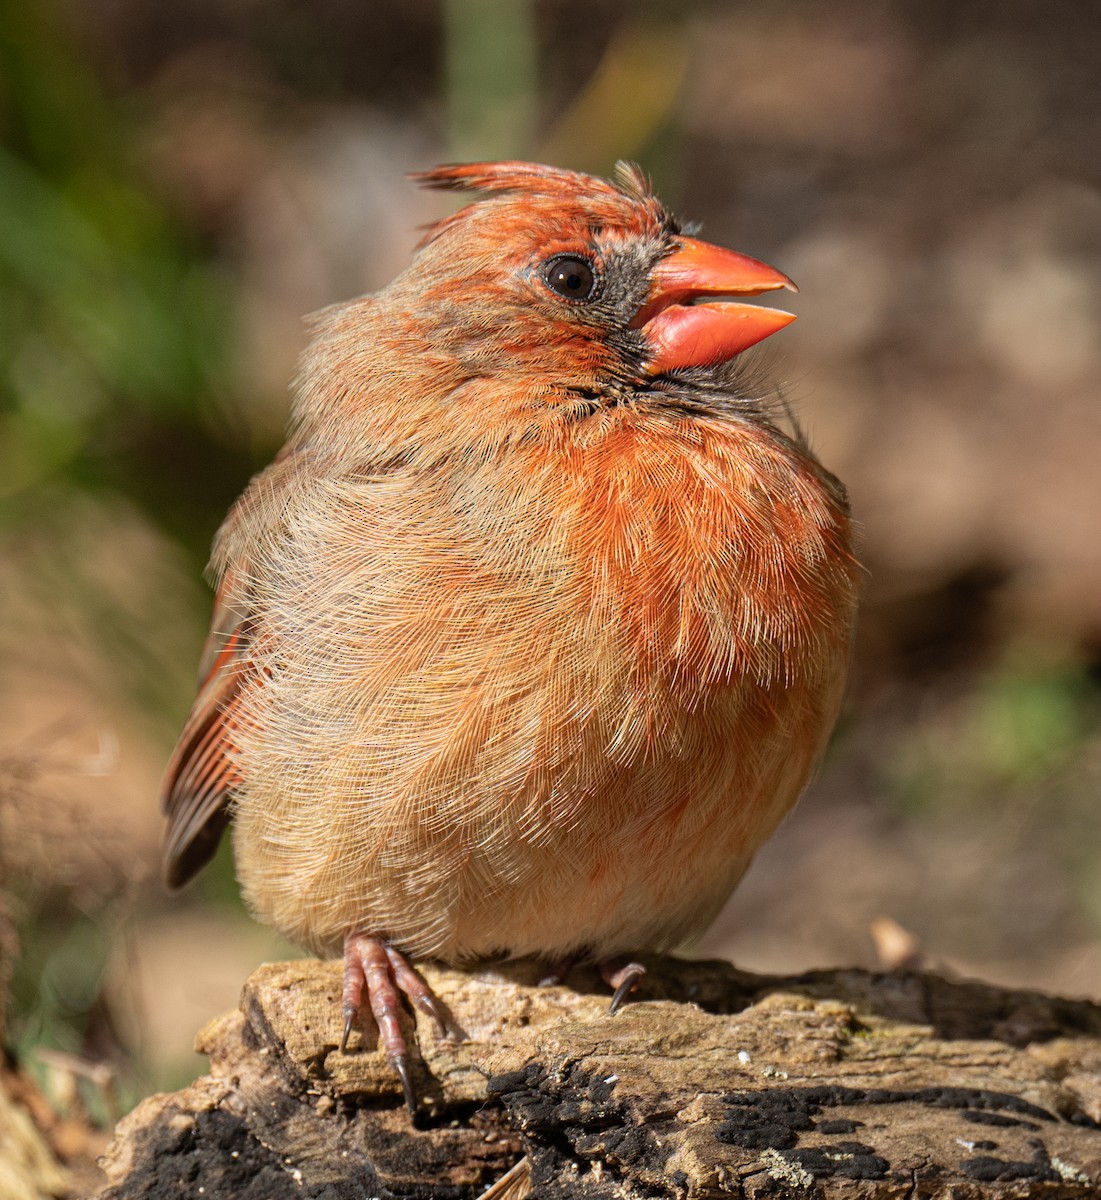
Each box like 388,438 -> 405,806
340,931 -> 450,1114
600,959 -> 646,1014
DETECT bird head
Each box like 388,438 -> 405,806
402,160 -> 797,393
294,161 -> 798,456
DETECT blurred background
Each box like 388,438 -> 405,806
2,0 -> 1099,1164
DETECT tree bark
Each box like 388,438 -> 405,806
96,956 -> 1101,1198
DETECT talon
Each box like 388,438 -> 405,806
385,945 -> 453,1037
602,960 -> 646,1014
393,1052 -> 417,1117
340,939 -> 375,1051
342,931 -> 447,1112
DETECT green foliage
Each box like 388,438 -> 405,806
884,654 -> 1099,816
444,0 -> 537,159
972,663 -> 1096,783
0,0 -> 242,559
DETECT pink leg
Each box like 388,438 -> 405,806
340,932 -> 450,1114
384,944 -> 455,1035
600,959 -> 646,1014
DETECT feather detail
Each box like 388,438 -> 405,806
160,161 -> 859,979
160,567 -> 250,889
410,159 -> 669,250
161,444 -> 311,889
411,159 -> 635,197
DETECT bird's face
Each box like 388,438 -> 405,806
293,162 -> 800,457
403,161 -> 797,396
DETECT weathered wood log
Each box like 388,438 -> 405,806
97,956 -> 1101,1198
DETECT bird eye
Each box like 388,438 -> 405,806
543,255 -> 597,301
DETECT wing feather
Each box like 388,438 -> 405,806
160,568 -> 252,889
161,446 -> 308,890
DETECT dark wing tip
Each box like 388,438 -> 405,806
162,804 -> 232,891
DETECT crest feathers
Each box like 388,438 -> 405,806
411,160 -> 652,200
409,159 -> 664,249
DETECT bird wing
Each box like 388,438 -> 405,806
160,559 -> 254,889
161,444 -> 309,889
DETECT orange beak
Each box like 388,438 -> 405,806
634,237 -> 797,374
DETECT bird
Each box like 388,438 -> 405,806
161,160 -> 859,1113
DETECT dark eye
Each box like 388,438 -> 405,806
543,255 -> 597,301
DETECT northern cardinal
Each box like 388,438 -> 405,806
162,161 -> 859,1111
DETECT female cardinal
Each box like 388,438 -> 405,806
162,161 -> 859,1111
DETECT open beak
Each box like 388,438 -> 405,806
634,236 -> 797,374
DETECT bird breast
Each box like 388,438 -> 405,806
229,405 -> 858,961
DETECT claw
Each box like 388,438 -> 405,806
341,931 -> 449,1112
601,960 -> 646,1014
385,945 -> 453,1037
392,1052 -> 418,1117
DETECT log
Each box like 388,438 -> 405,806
96,956 -> 1101,1198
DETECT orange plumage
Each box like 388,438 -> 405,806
162,161 -> 859,1109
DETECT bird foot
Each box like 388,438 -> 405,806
538,955 -> 646,1011
600,959 -> 646,1014
340,931 -> 451,1114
